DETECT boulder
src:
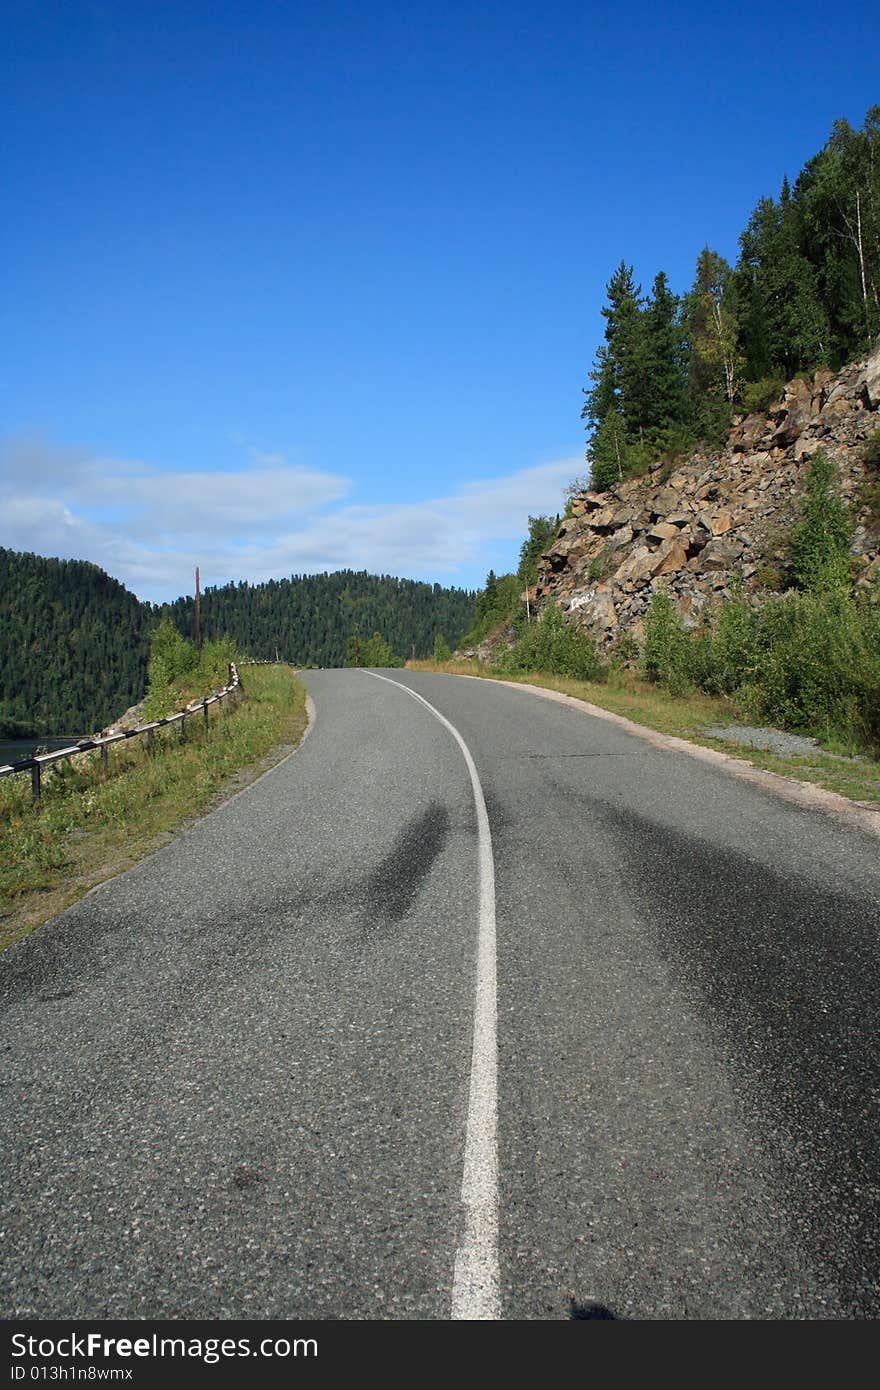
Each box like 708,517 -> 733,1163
811,368 -> 834,412
546,541 -> 575,570
647,521 -> 680,542
609,524 -> 634,550
732,413 -> 770,452
591,502 -> 637,531
698,538 -> 744,571
797,436 -> 825,460
574,590 -> 616,630
613,545 -> 657,587
653,537 -> 690,577
697,509 -> 734,536
771,405 -> 807,447
648,487 -> 682,518
785,377 -> 812,411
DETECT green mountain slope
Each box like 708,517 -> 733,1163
0,548 -> 152,734
164,570 -> 475,668
0,550 -> 476,733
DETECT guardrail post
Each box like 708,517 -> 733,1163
4,677 -> 243,797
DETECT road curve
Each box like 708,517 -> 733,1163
2,668 -> 879,1319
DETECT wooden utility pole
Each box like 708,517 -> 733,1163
194,566 -> 202,657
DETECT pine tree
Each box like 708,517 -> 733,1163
587,411 -> 628,491
737,192 -> 829,377
582,262 -> 644,490
637,271 -> 686,440
517,516 -> 558,587
582,262 -> 644,432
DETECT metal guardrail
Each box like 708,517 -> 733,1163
0,663 -> 241,801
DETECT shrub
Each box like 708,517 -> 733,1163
740,376 -> 785,413
460,572 -> 523,647
494,602 -> 605,682
362,632 -> 400,667
641,587 -> 692,694
788,452 -> 853,593
752,561 -> 786,591
741,589 -> 880,744
642,583 -> 880,750
433,634 -> 451,663
200,635 -> 239,688
142,623 -> 241,720
142,619 -> 199,718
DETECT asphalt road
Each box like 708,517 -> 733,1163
2,669 -> 879,1320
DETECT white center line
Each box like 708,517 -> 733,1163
364,670 -> 500,1320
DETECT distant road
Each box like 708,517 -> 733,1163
2,669 -> 879,1319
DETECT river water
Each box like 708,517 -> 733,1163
0,736 -> 85,768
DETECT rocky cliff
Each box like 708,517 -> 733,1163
533,340 -> 880,648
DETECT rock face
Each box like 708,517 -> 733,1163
535,338 -> 880,648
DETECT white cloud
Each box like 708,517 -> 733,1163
0,435 -> 578,601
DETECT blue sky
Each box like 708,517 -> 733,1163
1,0 -> 876,602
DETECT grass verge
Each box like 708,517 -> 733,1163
0,665 -> 308,951
406,659 -> 880,808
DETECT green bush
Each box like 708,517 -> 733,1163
200,635 -> 239,688
740,376 -> 785,413
740,589 -> 880,744
142,619 -> 199,718
433,634 -> 451,662
494,602 -> 606,682
362,632 -> 401,667
641,588 -> 693,694
642,583 -> 880,750
752,561 -> 786,591
142,623 -> 241,720
788,452 -> 853,593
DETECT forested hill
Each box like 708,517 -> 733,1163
163,570 -> 475,668
0,548 -> 152,736
0,550 -> 476,734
